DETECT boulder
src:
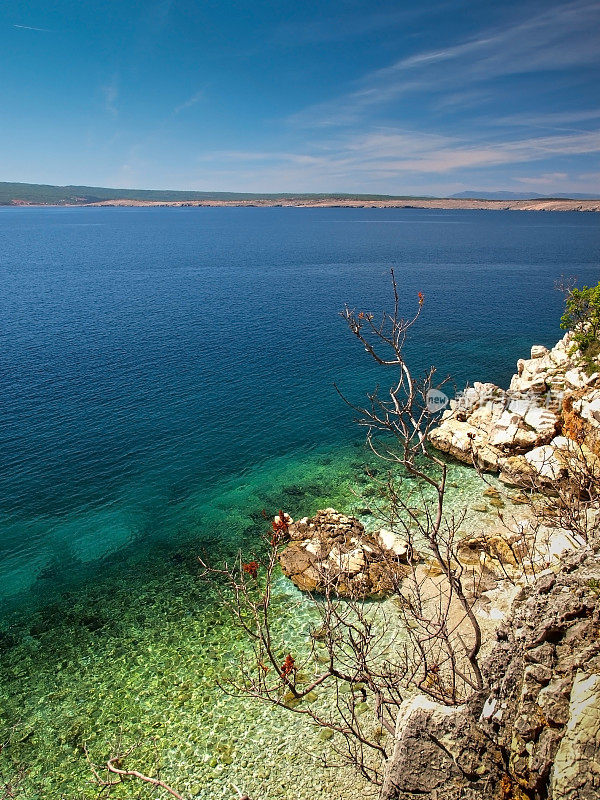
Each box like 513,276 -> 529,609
279,509 -> 414,598
380,695 -> 501,800
580,390 -> 600,425
564,367 -> 598,390
524,444 -> 567,482
457,532 -> 518,576
531,345 -> 549,359
522,405 -> 559,438
498,455 -> 537,487
428,419 -> 501,470
510,371 -> 548,395
377,528 -> 410,559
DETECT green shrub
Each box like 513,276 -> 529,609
560,281 -> 600,372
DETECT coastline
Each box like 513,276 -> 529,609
5,198 -> 600,211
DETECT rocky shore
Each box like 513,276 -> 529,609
79,198 -> 600,211
381,543 -> 600,800
380,331 -> 600,799
275,328 -> 599,799
428,331 -> 600,487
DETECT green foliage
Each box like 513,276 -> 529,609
560,281 -> 600,371
587,578 -> 600,596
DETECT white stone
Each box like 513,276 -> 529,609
377,529 -> 409,558
547,530 -> 585,562
523,405 -> 558,435
549,347 -> 570,366
564,367 -> 596,390
331,547 -> 365,575
578,391 -> 600,426
480,696 -> 497,721
531,345 -> 549,359
489,423 -> 519,448
524,444 -> 565,481
509,372 -> 548,393
508,397 -> 534,416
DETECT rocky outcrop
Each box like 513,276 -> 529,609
428,334 -> 600,486
381,695 -> 501,800
381,544 -> 600,800
480,545 -> 600,799
379,332 -> 600,799
278,508 -> 412,597
563,388 -> 600,455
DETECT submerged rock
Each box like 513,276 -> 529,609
279,508 -> 414,598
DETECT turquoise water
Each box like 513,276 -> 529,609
0,206 -> 599,798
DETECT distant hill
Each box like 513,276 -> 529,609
451,190 -> 600,200
0,181 -> 431,206
2,182 -> 598,207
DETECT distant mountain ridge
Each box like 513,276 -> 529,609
451,190 -> 600,200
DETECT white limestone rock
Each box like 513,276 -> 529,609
551,671 -> 600,800
531,345 -> 549,359
524,444 -> 566,481
564,367 -> 599,390
377,529 -> 409,558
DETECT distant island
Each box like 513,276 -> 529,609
1,181 -> 599,211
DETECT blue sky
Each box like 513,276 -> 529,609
1,0 -> 599,194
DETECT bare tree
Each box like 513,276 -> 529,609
196,272 -> 486,790
524,436 -> 600,545
337,271 -> 483,696
466,411 -> 600,580
84,273 -> 600,799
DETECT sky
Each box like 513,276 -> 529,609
1,0 -> 599,195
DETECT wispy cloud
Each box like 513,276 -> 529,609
514,172 -> 569,186
494,108 -> 600,135
271,4 -> 445,47
288,0 -> 600,128
101,75 -> 119,116
197,127 -> 600,187
174,90 -> 204,114
13,24 -> 53,33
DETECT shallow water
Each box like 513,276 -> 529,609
0,206 -> 598,797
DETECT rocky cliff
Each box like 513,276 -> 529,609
382,543 -> 600,800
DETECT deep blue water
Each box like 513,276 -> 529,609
0,206 -> 598,613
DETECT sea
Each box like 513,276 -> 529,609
0,206 -> 598,799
